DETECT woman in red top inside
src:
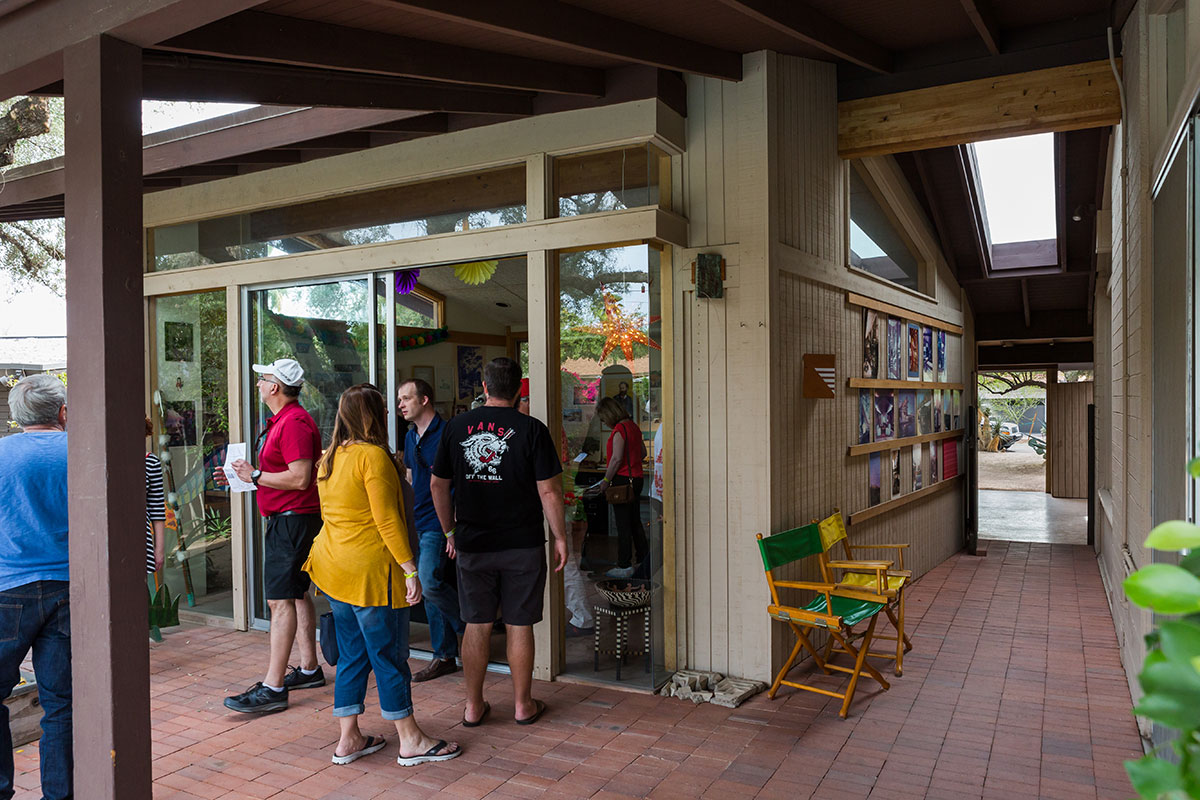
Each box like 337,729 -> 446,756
588,396 -> 648,579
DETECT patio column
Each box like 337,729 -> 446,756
64,34 -> 151,798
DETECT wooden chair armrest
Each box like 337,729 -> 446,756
847,543 -> 909,550
827,559 -> 892,569
887,569 -> 912,578
774,579 -> 836,592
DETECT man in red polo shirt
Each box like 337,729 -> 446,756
215,358 -> 325,713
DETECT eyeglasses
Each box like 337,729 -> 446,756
256,377 -> 280,388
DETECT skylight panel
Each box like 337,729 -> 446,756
972,133 -> 1056,245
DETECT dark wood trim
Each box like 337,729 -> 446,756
837,13 -> 1111,101
374,0 -> 743,81
0,0 -> 261,97
977,340 -> 1094,367
140,54 -> 535,114
64,33 -> 152,799
158,10 -> 605,97
959,0 -> 1001,55
714,0 -> 892,73
1021,279 -> 1031,327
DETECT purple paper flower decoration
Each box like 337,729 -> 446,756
395,270 -> 420,295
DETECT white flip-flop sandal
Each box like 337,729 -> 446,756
396,739 -> 462,767
331,735 -> 387,765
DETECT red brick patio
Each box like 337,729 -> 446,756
12,541 -> 1142,799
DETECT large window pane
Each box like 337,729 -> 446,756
247,278 -> 370,619
848,163 -> 921,291
150,165 -> 527,271
554,144 -> 670,218
558,244 -> 667,689
153,292 -> 233,618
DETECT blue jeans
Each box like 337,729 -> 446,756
0,580 -> 72,800
418,530 -> 465,660
328,597 -> 413,721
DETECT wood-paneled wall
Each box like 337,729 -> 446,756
677,54 -> 773,682
676,53 -> 973,684
1047,379 -> 1095,499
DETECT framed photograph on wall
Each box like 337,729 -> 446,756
412,365 -> 435,387
455,345 -> 484,401
868,452 -> 882,507
907,322 -> 920,379
863,310 -> 880,378
886,317 -> 903,380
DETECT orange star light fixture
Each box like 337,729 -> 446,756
579,293 -> 661,362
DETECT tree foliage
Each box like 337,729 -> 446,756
0,97 -> 65,296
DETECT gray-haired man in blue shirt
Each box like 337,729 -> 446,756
0,374 -> 72,800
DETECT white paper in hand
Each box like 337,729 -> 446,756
223,443 -> 256,493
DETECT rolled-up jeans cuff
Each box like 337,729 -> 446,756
332,703 -> 365,717
381,706 -> 414,721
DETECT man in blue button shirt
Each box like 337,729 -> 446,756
398,378 -> 464,682
0,374 -> 71,800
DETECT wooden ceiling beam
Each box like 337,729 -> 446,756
371,0 -> 742,81
840,59 -> 1121,158
140,54 -> 534,114
959,0 -> 1001,56
978,340 -> 1092,368
714,0 -> 891,73
158,11 -> 604,97
0,0 -> 261,98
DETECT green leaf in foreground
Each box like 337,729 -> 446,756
1125,564 -> 1200,614
1126,755 -> 1182,800
1147,520 -> 1200,551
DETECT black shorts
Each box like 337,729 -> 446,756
456,547 -> 547,626
263,513 -> 322,600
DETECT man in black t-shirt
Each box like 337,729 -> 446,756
431,358 -> 566,727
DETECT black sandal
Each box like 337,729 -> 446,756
396,739 -> 462,766
462,701 -> 490,728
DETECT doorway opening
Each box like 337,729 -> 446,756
976,369 -> 1091,545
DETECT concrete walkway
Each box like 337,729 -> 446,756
12,541 -> 1139,799
979,489 -> 1088,545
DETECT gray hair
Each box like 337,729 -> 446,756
9,374 -> 66,427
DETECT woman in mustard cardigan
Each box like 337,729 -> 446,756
304,384 -> 461,767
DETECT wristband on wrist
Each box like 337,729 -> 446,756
444,529 -> 455,538
404,570 -> 418,579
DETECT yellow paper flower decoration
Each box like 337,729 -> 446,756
455,260 -> 498,286
578,293 -> 662,362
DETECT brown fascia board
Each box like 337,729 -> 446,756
0,107 -> 431,213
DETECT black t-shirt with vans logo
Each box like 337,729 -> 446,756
432,406 -> 562,553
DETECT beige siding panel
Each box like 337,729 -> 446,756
1048,381 -> 1095,499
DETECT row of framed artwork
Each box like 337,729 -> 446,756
863,309 -> 949,383
858,387 -> 963,444
868,439 -> 960,508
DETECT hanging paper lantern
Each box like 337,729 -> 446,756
576,293 -> 662,362
395,270 -> 420,295
417,336 -> 425,345
455,260 -> 498,286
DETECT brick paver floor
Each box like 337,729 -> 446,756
12,541 -> 1142,799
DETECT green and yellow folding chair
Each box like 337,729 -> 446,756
814,510 -> 913,675
756,523 -> 891,718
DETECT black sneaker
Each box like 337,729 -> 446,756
283,665 -> 326,690
223,682 -> 288,713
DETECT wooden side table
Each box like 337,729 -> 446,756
593,603 -> 651,680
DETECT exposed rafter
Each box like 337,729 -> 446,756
714,0 -> 892,73
370,0 -> 743,81
1021,279 -> 1031,327
959,0 -> 1001,55
158,10 -> 605,97
135,54 -> 534,114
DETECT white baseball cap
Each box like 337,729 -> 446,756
252,358 -> 304,387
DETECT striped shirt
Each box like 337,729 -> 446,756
145,452 -> 166,573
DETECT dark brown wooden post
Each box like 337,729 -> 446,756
64,34 -> 151,799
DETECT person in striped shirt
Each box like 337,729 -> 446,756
145,417 -> 166,574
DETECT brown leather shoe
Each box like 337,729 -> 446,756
412,658 -> 460,683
